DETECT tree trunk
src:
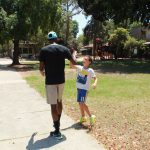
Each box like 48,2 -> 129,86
66,16 -> 70,44
115,47 -> 118,60
12,39 -> 20,65
65,1 -> 70,44
92,34 -> 96,60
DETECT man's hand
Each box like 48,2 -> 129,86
40,70 -> 45,76
70,58 -> 77,69
39,61 -> 45,76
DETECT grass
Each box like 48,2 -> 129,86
23,59 -> 150,150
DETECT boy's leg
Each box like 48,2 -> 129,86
83,103 -> 91,117
79,103 -> 87,123
77,89 -> 87,123
79,103 -> 85,117
83,104 -> 96,125
78,89 -> 91,117
83,103 -> 96,125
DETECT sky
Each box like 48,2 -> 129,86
72,12 -> 91,37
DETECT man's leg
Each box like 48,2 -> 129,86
50,101 -> 63,136
51,104 -> 59,121
51,104 -> 60,134
57,84 -> 64,123
46,85 -> 61,136
57,100 -> 63,122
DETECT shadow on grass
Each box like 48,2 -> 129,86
26,132 -> 66,150
0,63 -> 39,72
89,59 -> 150,74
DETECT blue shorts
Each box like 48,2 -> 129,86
77,89 -> 88,103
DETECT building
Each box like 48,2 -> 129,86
131,24 -> 150,41
19,42 -> 37,58
80,44 -> 93,56
80,43 -> 113,59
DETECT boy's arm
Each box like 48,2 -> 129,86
92,77 -> 98,89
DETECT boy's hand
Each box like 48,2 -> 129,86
92,83 -> 96,89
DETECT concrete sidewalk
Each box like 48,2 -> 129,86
0,58 -> 105,150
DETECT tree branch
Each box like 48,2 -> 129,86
71,10 -> 82,17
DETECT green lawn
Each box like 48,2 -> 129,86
23,59 -> 150,150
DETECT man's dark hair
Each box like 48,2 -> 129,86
48,38 -> 57,43
86,55 -> 93,63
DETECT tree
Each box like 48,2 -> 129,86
77,34 -> 84,47
0,0 -> 62,65
129,21 -> 142,32
71,20 -> 79,38
83,18 -> 115,57
0,7 -> 8,45
78,0 -> 150,25
109,28 -> 129,59
124,37 -> 139,57
30,29 -> 47,56
62,0 -> 81,43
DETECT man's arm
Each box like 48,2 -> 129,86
64,47 -> 77,68
39,61 -> 45,76
70,57 -> 78,69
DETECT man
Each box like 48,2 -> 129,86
39,31 -> 76,139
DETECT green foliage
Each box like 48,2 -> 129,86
0,0 -> 62,40
129,21 -> 142,32
77,34 -> 84,48
124,37 -> 138,49
0,7 -> 8,44
76,34 -> 91,49
84,18 -> 116,43
0,7 -> 6,30
103,20 -> 116,38
30,28 -> 47,54
109,27 -> 147,58
124,37 -> 147,58
109,28 -> 129,58
71,20 -> 79,38
61,0 -> 80,43
78,0 -> 150,25
124,37 -> 139,57
109,28 -> 129,43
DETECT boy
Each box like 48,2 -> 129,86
71,55 -> 98,125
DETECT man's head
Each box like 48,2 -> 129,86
83,55 -> 93,68
48,31 -> 58,43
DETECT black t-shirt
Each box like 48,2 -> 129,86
39,44 -> 72,85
